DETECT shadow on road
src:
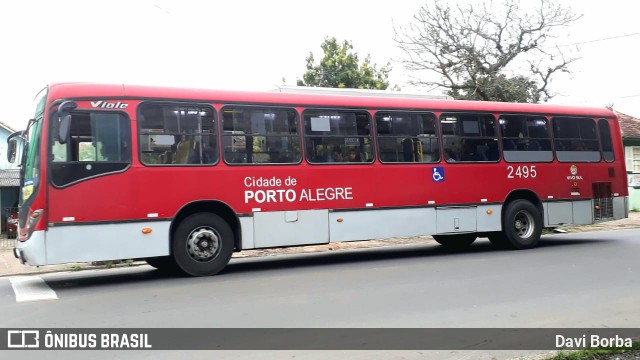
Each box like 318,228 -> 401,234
222,236 -> 608,275
42,235 -> 610,290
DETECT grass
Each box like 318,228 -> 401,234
91,259 -> 137,268
546,342 -> 640,360
67,264 -> 83,271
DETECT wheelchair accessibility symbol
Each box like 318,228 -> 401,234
432,167 -> 445,182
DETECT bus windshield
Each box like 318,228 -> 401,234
19,88 -> 47,205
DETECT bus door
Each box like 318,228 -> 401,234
45,108 -> 141,263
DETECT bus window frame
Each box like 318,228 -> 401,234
439,111 -> 500,164
374,110 -> 441,164
220,104 -> 302,166
48,109 -> 133,189
551,116 -> 601,163
498,113 -> 554,163
137,101 -> 220,167
302,107 -> 375,165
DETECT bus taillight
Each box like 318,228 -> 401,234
18,209 -> 44,242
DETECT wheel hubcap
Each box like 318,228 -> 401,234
186,227 -> 220,262
514,211 -> 534,239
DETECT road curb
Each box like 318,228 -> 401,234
0,257 -> 148,278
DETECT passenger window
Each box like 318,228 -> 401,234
221,106 -> 300,164
376,112 -> 440,163
499,114 -> 553,162
598,119 -> 614,162
552,117 -> 600,162
138,103 -> 217,166
440,113 -> 498,162
303,109 -> 373,164
50,111 -> 131,187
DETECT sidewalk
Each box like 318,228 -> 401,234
2,212 -> 639,277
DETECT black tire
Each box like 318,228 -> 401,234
145,256 -> 180,273
172,213 -> 234,277
432,233 -> 477,249
500,199 -> 542,250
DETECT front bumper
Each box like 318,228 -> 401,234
13,230 -> 47,266
13,247 -> 25,264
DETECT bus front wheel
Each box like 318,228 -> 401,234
432,234 -> 476,249
496,199 -> 542,250
172,213 -> 234,276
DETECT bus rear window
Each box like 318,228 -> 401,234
598,118 -> 614,162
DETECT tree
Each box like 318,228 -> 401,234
297,37 -> 392,90
394,0 -> 581,103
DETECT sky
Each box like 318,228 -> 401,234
0,0 -> 639,131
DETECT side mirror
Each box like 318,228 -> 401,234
57,114 -> 72,144
7,138 -> 17,163
6,130 -> 23,163
56,101 -> 77,144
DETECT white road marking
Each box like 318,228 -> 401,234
9,276 -> 58,302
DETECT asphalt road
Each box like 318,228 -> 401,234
1,229 -> 639,359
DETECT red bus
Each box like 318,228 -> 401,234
8,83 -> 628,276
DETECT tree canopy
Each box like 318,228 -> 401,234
395,0 -> 581,103
297,37 -> 392,90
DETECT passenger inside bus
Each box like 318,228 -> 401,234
328,147 -> 343,162
173,134 -> 197,164
347,148 -> 362,162
485,142 -> 499,161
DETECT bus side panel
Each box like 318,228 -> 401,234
573,200 -> 593,225
253,210 -> 329,248
476,204 -> 502,232
329,208 -> 436,242
239,216 -> 254,249
45,221 -> 170,264
545,202 -> 573,226
436,206 -> 476,233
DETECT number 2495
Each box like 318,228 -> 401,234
507,165 -> 537,178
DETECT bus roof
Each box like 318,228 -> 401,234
47,82 -> 616,118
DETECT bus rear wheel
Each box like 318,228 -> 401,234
497,199 -> 542,250
172,213 -> 234,277
432,234 -> 476,249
